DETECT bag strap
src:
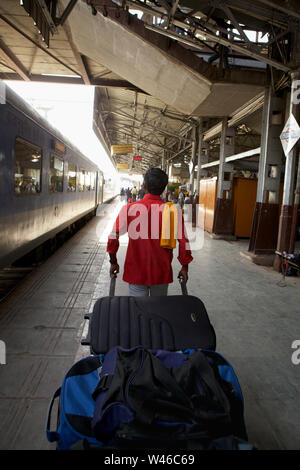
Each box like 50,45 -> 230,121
92,373 -> 114,400
190,351 -> 231,416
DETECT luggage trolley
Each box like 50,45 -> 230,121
46,276 -> 252,450
275,250 -> 300,277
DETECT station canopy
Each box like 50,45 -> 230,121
0,0 -> 298,174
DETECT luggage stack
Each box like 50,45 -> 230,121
46,276 -> 253,450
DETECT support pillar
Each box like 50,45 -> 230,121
195,120 -> 203,198
274,23 -> 300,268
248,86 -> 284,258
289,151 -> 300,253
195,118 -> 208,197
165,158 -> 169,179
274,70 -> 300,269
161,151 -> 165,172
212,118 -> 235,236
189,125 -> 197,194
161,139 -> 166,172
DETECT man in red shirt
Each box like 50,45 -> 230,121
107,167 -> 193,296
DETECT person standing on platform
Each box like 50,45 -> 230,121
107,168 -> 193,296
132,186 -> 138,202
178,188 -> 185,209
138,187 -> 144,200
126,188 -> 132,203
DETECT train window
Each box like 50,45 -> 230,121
91,172 -> 95,190
79,169 -> 85,192
68,162 -> 77,192
14,137 -> 42,195
49,154 -> 64,193
85,172 -> 91,191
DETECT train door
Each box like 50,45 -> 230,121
95,171 -> 99,206
96,171 -> 104,204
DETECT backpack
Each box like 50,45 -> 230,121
91,347 -> 250,450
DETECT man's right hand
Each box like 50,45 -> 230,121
110,263 -> 120,276
178,269 -> 188,283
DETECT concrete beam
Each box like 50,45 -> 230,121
63,22 -> 91,85
257,0 -> 300,21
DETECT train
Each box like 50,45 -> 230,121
0,84 -> 119,269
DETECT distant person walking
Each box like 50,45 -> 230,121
132,186 -> 138,202
178,189 -> 185,209
120,187 -> 125,201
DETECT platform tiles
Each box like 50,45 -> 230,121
1,197 -> 300,449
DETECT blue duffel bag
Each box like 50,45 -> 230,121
46,347 -> 252,450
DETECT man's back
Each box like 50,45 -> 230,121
107,194 -> 192,285
107,167 -> 193,295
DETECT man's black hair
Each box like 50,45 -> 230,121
144,167 -> 168,195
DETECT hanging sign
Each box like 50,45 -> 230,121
280,114 -> 300,157
52,140 -> 66,154
116,163 -> 129,169
111,145 -> 133,155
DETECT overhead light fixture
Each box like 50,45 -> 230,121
41,73 -> 81,78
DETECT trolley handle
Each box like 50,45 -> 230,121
178,275 -> 188,296
275,250 -> 293,260
109,273 -> 117,297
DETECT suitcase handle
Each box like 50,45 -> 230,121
178,276 -> 188,296
109,273 -> 117,297
46,387 -> 61,443
110,273 -> 186,295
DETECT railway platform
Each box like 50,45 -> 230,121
0,197 -> 300,450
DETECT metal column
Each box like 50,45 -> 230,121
189,125 -> 197,194
248,86 -> 284,256
289,150 -> 300,253
212,118 -> 235,235
195,119 -> 203,197
218,125 -> 235,199
275,70 -> 300,265
161,149 -> 166,172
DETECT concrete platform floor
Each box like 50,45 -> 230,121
0,197 -> 300,450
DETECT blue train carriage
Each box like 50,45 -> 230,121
0,84 -> 110,269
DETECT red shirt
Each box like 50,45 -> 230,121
107,194 -> 193,285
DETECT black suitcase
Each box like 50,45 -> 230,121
82,276 -> 216,354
